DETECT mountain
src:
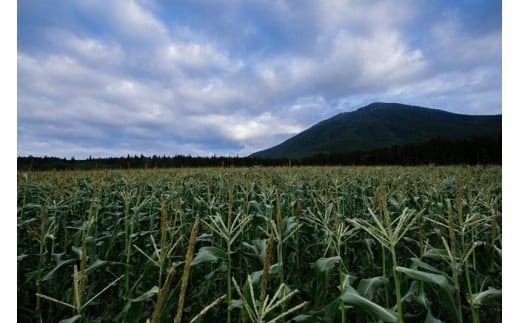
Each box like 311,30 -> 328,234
250,102 -> 501,158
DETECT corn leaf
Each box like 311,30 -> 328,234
472,288 -> 501,306
191,246 -> 228,266
340,287 -> 397,322
313,256 -> 342,273
357,276 -> 389,301
58,315 -> 82,323
396,266 -> 458,321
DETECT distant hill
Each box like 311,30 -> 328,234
250,102 -> 501,158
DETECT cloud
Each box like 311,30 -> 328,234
17,0 -> 501,158
44,30 -> 125,69
428,26 -> 501,73
76,0 -> 169,45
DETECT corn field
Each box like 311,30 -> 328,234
17,166 -> 501,322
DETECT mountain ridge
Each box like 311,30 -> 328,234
250,102 -> 501,158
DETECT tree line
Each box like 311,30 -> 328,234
17,136 -> 500,171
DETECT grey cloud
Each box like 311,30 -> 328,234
44,30 -> 126,70
17,0 -> 501,158
426,22 -> 501,72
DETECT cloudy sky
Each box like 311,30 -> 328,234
17,0 -> 502,158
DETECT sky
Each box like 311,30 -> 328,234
17,0 -> 502,159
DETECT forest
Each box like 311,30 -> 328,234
17,136 -> 500,171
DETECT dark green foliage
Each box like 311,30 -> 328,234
17,166 -> 501,322
17,135 -> 501,170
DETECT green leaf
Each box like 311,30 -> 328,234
337,273 -> 396,322
242,239 -> 267,262
472,288 -> 501,306
357,276 -> 389,300
196,233 -> 214,242
396,267 -> 454,294
313,256 -> 342,273
247,200 -> 263,213
424,310 -> 443,323
84,259 -> 109,274
71,246 -> 83,259
269,263 -> 281,275
250,263 -> 281,285
41,253 -> 76,281
402,280 -> 419,303
340,273 -> 358,291
250,270 -> 263,285
422,247 -> 449,262
310,298 -> 341,322
409,257 -> 448,276
131,286 -> 159,302
17,254 -> 28,262
281,216 -> 299,239
230,298 -> 243,309
191,246 -> 228,266
340,287 -> 397,322
494,245 -> 502,257
290,314 -> 314,322
126,302 -> 144,323
396,266 -> 458,321
59,315 -> 82,323
404,284 -> 442,323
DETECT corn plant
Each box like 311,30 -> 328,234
232,275 -> 308,322
348,202 -> 424,322
199,200 -> 253,323
17,166 -> 501,322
